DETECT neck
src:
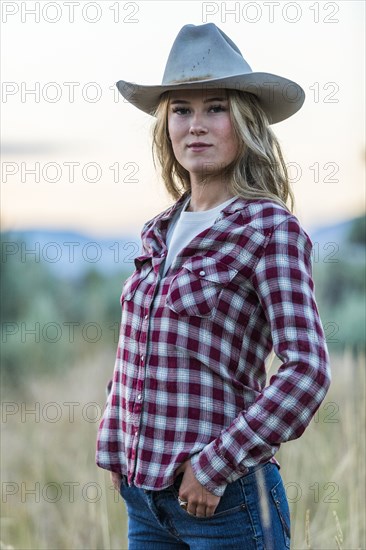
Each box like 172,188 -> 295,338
187,178 -> 235,212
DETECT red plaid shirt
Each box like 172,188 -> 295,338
96,192 -> 331,497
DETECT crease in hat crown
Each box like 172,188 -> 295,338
116,22 -> 305,124
161,23 -> 252,85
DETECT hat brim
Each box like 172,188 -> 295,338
116,72 -> 305,124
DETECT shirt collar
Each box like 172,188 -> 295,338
160,192 -> 249,220
140,191 -> 250,264
159,191 -> 191,221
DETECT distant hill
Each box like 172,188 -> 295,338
1,214 -> 364,279
1,229 -> 142,279
309,216 -> 365,265
309,218 -> 353,246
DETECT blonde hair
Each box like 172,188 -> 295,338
151,89 -> 294,213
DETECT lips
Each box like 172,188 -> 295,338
187,142 -> 213,151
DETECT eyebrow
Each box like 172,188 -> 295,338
170,97 -> 228,105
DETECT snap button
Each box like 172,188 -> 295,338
199,270 -> 206,276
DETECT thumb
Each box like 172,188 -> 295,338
176,461 -> 188,475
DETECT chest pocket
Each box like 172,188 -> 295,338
120,256 -> 153,304
165,256 -> 238,318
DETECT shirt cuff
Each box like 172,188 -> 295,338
190,440 -> 250,497
190,414 -> 279,496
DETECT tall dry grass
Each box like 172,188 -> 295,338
1,348 -> 365,549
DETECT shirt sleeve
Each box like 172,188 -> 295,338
190,216 -> 332,496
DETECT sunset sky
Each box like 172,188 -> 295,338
1,1 -> 365,237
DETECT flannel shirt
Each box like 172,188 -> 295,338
96,191 -> 331,497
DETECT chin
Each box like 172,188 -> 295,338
191,164 -> 229,178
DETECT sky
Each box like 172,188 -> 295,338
1,0 -> 365,236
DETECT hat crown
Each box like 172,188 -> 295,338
116,22 -> 305,123
162,23 -> 252,85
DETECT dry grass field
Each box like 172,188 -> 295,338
1,348 -> 365,549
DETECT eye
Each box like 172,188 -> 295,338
171,107 -> 190,115
209,104 -> 226,113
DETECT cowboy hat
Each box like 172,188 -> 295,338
116,23 -> 305,124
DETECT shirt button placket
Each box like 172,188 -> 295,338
130,268 -> 158,485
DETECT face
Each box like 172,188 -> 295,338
167,88 -> 239,180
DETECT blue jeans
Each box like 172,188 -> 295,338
119,462 -> 291,549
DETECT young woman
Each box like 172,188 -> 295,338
96,23 -> 331,549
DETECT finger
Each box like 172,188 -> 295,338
112,474 -> 122,490
176,463 -> 186,475
186,503 -> 197,516
204,504 -> 217,518
195,503 -> 207,518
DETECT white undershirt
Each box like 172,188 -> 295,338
162,195 -> 238,276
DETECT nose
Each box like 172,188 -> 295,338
189,111 -> 208,135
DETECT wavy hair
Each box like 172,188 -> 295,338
151,89 -> 294,213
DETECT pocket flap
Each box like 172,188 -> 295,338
182,256 -> 238,286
